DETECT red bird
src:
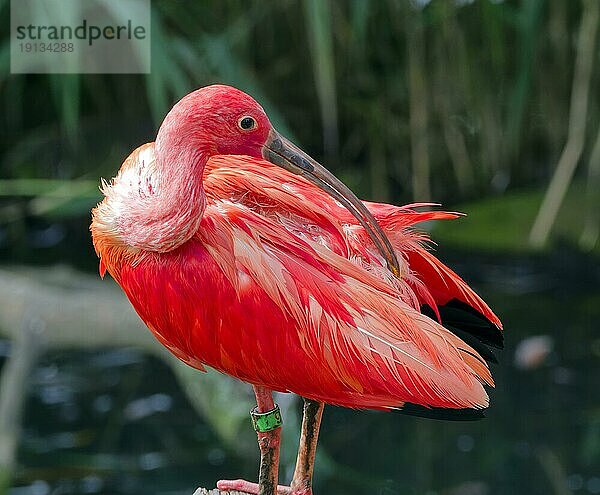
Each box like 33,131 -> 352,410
91,85 -> 502,495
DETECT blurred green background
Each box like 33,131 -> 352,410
1,1 -> 599,494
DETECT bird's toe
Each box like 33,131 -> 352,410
216,479 -> 292,494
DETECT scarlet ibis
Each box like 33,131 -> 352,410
91,85 -> 502,495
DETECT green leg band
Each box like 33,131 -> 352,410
251,404 -> 283,432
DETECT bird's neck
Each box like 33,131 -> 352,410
93,139 -> 209,256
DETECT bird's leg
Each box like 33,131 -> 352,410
289,398 -> 325,495
217,394 -> 324,495
217,385 -> 287,495
253,386 -> 283,495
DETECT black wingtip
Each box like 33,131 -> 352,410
400,403 -> 486,421
421,298 -> 504,370
443,299 -> 504,349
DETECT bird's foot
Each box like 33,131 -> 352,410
216,479 -> 291,494
216,479 -> 312,495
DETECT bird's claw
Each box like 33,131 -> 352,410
217,478 -> 307,495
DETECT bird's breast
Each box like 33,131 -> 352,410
115,237 -> 304,386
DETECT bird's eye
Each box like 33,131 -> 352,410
238,116 -> 257,131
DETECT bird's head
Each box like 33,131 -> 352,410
156,84 -> 400,276
156,85 -> 272,159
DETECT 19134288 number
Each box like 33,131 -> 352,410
19,42 -> 74,52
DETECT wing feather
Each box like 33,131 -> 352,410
197,200 -> 492,410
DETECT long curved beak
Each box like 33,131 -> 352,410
262,129 -> 400,277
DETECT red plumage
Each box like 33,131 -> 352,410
91,85 -> 502,415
